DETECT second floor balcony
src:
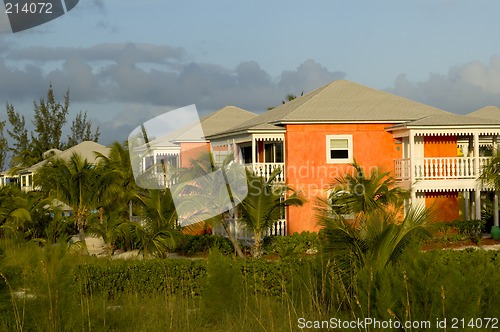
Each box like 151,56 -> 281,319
395,156 -> 492,182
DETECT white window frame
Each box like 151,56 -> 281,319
326,134 -> 353,164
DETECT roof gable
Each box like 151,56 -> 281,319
467,106 -> 500,121
214,80 -> 450,136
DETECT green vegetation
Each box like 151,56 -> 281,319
1,242 -> 500,331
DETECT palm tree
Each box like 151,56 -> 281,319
239,168 -> 304,258
479,149 -> 500,188
319,161 -> 430,270
328,161 -> 408,219
86,212 -> 128,256
129,189 -> 180,257
94,141 -> 139,221
35,153 -> 100,243
175,151 -> 247,258
479,149 -> 500,235
318,205 -> 432,271
0,186 -> 53,242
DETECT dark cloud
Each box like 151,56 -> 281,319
0,43 -> 345,112
387,56 -> 500,114
0,42 -> 348,144
8,43 -> 185,63
279,59 -> 346,94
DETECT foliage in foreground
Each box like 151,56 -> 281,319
1,242 -> 500,331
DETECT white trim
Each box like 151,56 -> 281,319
326,134 -> 353,164
279,120 -> 405,124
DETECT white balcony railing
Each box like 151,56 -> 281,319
246,162 -> 285,182
395,157 -> 492,181
212,218 -> 287,243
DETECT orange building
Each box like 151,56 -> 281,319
208,80 -> 500,235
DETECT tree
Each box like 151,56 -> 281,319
267,92 -> 304,110
239,168 -> 304,258
319,162 -> 428,271
94,141 -> 138,221
35,153 -> 100,243
328,161 -> 408,219
0,120 -> 7,171
176,151 -> 247,258
6,84 -> 100,167
65,111 -> 100,149
318,205 -> 432,271
0,186 -> 53,242
479,149 -> 500,231
31,84 -> 69,155
6,103 -> 30,167
480,149 -> 500,189
130,189 -> 180,258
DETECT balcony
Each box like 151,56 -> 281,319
395,157 -> 492,181
246,162 -> 285,182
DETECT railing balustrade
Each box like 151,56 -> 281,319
246,162 -> 285,182
395,157 -> 492,181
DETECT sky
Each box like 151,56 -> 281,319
1,0 -> 500,145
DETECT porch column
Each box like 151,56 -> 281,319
494,192 -> 499,227
251,135 -> 256,169
473,131 -> 480,176
493,134 -> 499,226
474,189 -> 481,220
409,132 -> 416,202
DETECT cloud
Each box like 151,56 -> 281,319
388,55 -> 500,114
0,42 -> 347,143
0,43 -> 346,112
279,59 -> 346,93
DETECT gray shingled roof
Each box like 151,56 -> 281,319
209,80 -> 451,137
467,106 -> 500,121
387,113 -> 500,130
199,106 -> 257,137
20,141 -> 110,173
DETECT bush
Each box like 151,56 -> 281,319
262,231 -> 319,258
452,219 -> 485,243
175,234 -> 234,256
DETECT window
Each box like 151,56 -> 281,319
241,145 -> 252,164
326,135 -> 353,163
264,142 -> 284,163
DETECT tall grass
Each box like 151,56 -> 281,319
1,241 -> 499,331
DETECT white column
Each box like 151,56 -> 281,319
494,191 -> 499,227
251,135 -> 256,169
473,131 -> 480,176
474,189 -> 481,220
473,131 -> 481,220
409,132 -> 416,203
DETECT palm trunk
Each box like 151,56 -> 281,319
220,218 -> 245,259
251,230 -> 263,258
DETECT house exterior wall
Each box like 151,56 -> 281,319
284,123 -> 402,234
425,192 -> 459,222
424,136 -> 457,157
180,142 -> 210,167
423,135 -> 460,222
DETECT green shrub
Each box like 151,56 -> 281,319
452,219 -> 485,243
175,234 -> 234,256
262,231 -> 319,258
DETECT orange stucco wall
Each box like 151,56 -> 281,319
423,136 -> 459,222
180,142 -> 210,167
425,192 -> 459,222
285,123 -> 402,234
424,136 -> 457,157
